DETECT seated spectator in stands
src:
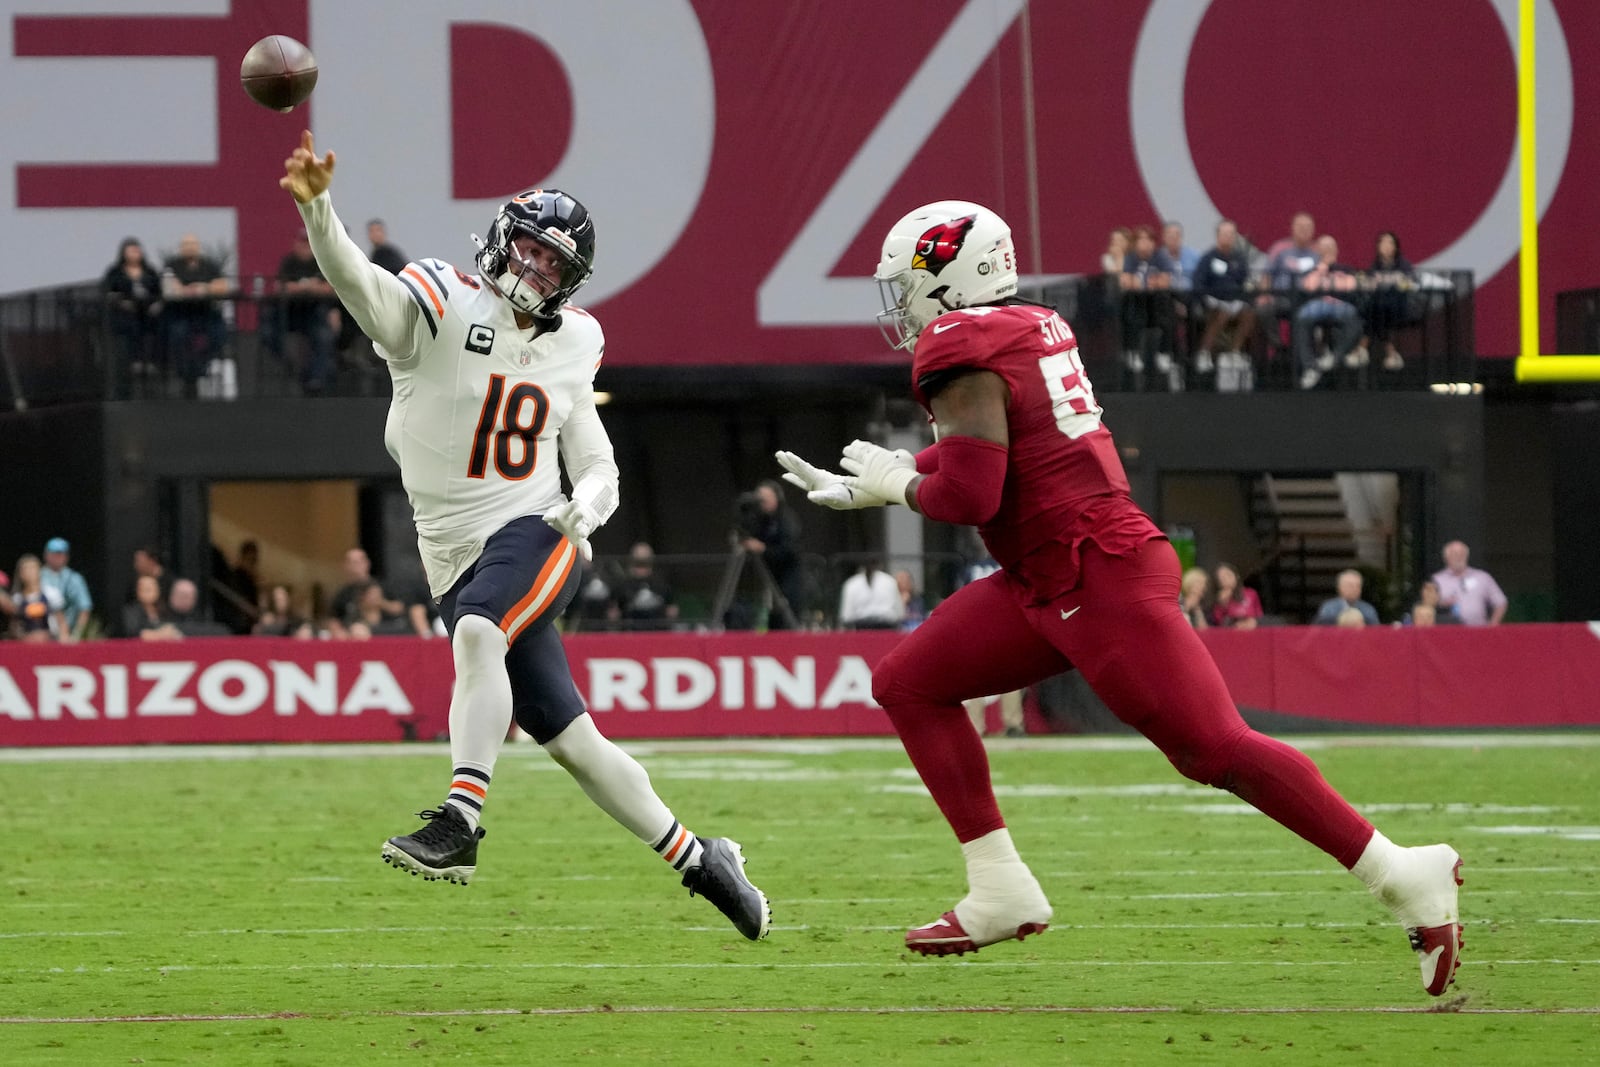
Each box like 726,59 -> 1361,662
1365,231 -> 1418,372
1192,219 -> 1257,381
1313,569 -> 1380,626
274,228 -> 339,394
326,547 -> 403,638
1179,567 -> 1209,629
1208,562 -> 1263,629
1100,226 -> 1131,275
894,568 -> 926,631
1156,220 -> 1198,291
1335,606 -> 1368,628
610,542 -> 678,630
1407,603 -> 1437,628
1119,225 -> 1177,379
838,558 -> 904,630
566,559 -> 615,631
40,537 -> 93,640
168,578 -> 230,637
122,574 -> 176,640
102,237 -> 164,380
1401,579 -> 1458,626
212,540 -> 261,635
347,581 -> 415,638
126,546 -> 173,608
1258,211 -> 1319,356
1294,235 -> 1364,389
1431,540 -> 1507,626
367,218 -> 408,275
160,234 -> 231,396
254,583 -> 314,639
9,555 -> 67,642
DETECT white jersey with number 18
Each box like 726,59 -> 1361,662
297,192 -> 618,596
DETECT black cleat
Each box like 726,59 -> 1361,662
682,837 -> 771,940
380,805 -> 484,886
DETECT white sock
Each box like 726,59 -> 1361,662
962,828 -> 1031,897
542,714 -> 702,867
444,614 -> 513,831
1350,829 -> 1404,894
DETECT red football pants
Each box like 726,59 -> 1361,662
872,538 -> 1373,868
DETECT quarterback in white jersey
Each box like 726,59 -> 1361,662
280,131 -> 769,941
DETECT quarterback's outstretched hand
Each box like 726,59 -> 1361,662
543,499 -> 599,562
840,440 -> 919,508
775,450 -> 887,510
279,129 -> 335,204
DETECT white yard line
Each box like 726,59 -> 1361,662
3,732 -> 1599,765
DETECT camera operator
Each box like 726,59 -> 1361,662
732,479 -> 805,630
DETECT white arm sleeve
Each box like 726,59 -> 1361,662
557,389 -> 621,526
296,192 -> 427,362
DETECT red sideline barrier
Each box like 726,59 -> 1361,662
0,632 -> 901,746
2,625 -> 1597,746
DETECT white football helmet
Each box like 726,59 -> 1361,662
874,200 -> 1018,350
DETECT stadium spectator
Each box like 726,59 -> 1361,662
1314,569 -> 1380,626
213,540 -> 261,635
1432,541 -> 1507,626
610,542 -> 678,630
838,558 -> 903,630
1407,603 -> 1438,628
274,228 -> 340,394
9,554 -> 67,642
566,558 -> 615,631
1208,562 -> 1263,630
122,574 -> 176,640
40,537 -> 93,639
347,581 -> 416,638
1336,605 -> 1369,627
1259,211 -> 1320,362
168,577 -> 229,637
1294,235 -> 1364,389
326,547 -> 404,638
128,546 -> 172,608
1099,226 -> 1131,275
1119,225 -> 1177,382
1404,578 -> 1460,626
733,480 -> 805,630
1179,567 -> 1209,629
367,218 -> 408,275
1192,219 -> 1257,384
160,233 -> 231,397
895,568 -> 926,630
102,237 -> 164,381
1366,231 -> 1418,372
282,130 -> 767,939
1156,220 -> 1198,291
778,198 -> 1465,994
254,583 -> 313,638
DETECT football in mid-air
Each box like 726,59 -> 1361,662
240,35 -> 318,112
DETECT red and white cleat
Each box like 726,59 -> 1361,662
1383,845 -> 1464,996
906,908 -> 1050,957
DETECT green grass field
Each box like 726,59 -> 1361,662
2,734 -> 1596,1065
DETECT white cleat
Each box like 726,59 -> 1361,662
1375,843 -> 1464,996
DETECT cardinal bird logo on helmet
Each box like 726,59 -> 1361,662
911,215 -> 977,276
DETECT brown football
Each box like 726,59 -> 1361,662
240,35 -> 318,113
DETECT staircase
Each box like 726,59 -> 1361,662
1249,475 -> 1361,621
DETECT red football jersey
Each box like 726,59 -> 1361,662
910,303 -> 1161,598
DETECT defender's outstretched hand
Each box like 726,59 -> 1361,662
840,440 -> 919,507
279,129 -> 335,204
775,450 -> 886,510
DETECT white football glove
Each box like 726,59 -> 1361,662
840,439 -> 919,507
776,449 -> 891,510
543,498 -> 599,562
